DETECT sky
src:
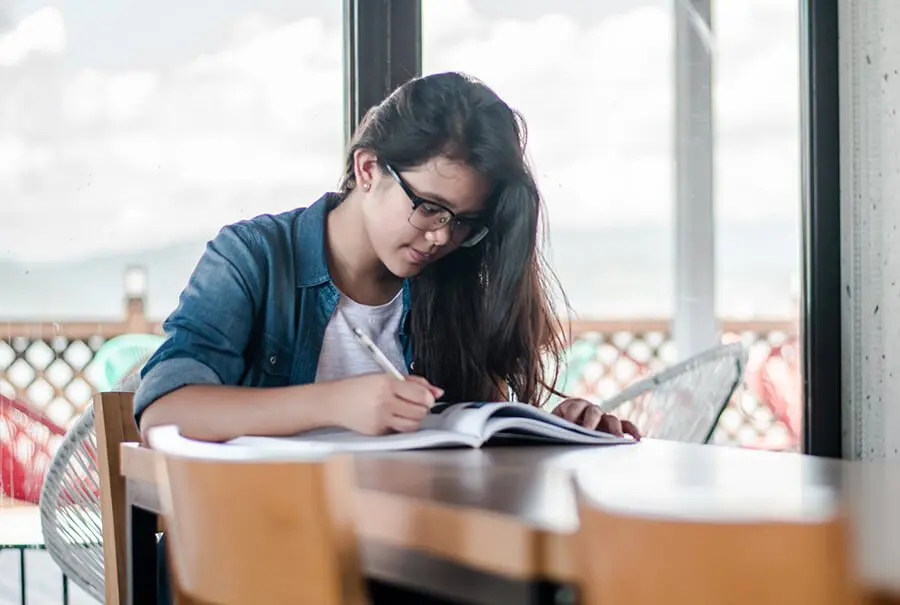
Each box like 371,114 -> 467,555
0,0 -> 801,266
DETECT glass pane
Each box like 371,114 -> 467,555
0,1 -> 343,425
423,0 -> 801,451
426,1 -> 674,322
713,1 -> 802,451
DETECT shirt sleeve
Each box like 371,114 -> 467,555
134,223 -> 264,424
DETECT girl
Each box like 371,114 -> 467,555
135,71 -> 641,444
139,69 -> 640,605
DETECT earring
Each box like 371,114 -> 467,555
362,183 -> 371,191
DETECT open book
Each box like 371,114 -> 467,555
227,401 -> 636,453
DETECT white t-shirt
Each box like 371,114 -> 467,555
314,290 -> 409,383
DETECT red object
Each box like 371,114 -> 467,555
746,336 -> 802,450
0,395 -> 66,503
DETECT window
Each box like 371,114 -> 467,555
424,0 -> 802,450
0,1 -> 343,426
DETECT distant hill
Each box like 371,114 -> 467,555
0,241 -> 207,320
0,221 -> 801,322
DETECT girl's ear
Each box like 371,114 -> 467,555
353,149 -> 382,190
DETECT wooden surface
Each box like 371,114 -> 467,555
573,479 -> 863,605
121,439 -> 900,602
96,391 -> 143,605
158,451 -> 368,605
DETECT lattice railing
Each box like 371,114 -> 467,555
563,318 -> 800,451
0,335 -> 107,429
1,301 -> 800,450
0,296 -> 161,429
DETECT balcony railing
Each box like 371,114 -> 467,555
1,296 -> 801,451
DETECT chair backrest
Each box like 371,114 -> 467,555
94,391 -> 141,605
148,426 -> 367,605
0,394 -> 66,503
39,405 -> 106,603
90,334 -> 164,392
570,474 -> 863,605
599,342 -> 747,443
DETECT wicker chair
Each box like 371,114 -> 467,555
38,406 -> 104,602
38,334 -> 160,602
597,342 -> 747,443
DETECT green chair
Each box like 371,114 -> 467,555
90,334 -> 164,392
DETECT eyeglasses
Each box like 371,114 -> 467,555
385,164 -> 489,248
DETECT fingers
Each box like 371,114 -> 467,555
406,374 -> 445,399
393,380 -> 437,408
598,413 -> 624,437
387,376 -> 439,432
622,419 -> 642,440
555,398 -> 592,423
580,405 -> 604,430
389,415 -> 421,433
390,399 -> 430,422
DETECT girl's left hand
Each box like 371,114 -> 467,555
551,398 -> 642,440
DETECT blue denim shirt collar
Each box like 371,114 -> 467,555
292,191 -> 413,341
293,192 -> 337,288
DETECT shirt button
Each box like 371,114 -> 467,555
269,355 -> 277,365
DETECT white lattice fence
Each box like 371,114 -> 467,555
563,319 -> 800,451
0,336 -> 109,429
1,316 -> 800,449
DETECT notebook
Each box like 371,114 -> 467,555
227,401 -> 637,453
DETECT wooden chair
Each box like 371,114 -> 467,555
570,473 -> 865,605
94,391 -> 142,605
147,425 -> 368,605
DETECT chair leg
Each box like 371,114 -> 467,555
19,548 -> 26,605
62,574 -> 69,605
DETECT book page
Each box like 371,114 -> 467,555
422,401 -> 636,445
482,417 -> 634,445
484,402 -> 633,439
228,426 -> 479,453
420,402 -> 510,437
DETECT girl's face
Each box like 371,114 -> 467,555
357,152 -> 491,278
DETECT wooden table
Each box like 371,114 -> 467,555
120,439 -> 900,605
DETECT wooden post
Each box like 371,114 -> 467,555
123,266 -> 151,333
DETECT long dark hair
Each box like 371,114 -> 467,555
340,72 -> 570,405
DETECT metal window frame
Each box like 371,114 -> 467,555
800,0 -> 842,457
673,0 -> 717,362
343,0 -> 422,143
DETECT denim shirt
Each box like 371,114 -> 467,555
133,193 -> 414,423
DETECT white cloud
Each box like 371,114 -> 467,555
0,6 -> 65,66
424,1 -> 800,229
0,9 -> 344,262
425,5 -> 675,227
0,1 -> 800,264
62,69 -> 158,123
0,135 -> 53,182
106,72 -> 158,122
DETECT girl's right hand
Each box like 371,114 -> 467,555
328,373 -> 444,435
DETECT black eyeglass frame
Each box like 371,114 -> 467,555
385,164 -> 490,247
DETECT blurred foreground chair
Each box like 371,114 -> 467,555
147,425 -> 368,605
570,470 -> 864,605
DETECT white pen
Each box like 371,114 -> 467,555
339,309 -> 406,381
